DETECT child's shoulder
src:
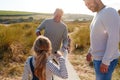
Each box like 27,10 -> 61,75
25,56 -> 33,64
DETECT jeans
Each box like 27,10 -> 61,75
93,59 -> 118,80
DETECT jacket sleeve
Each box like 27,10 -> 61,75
62,25 -> 68,49
47,56 -> 68,79
36,20 -> 46,33
101,8 -> 120,65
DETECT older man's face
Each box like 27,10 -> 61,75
54,12 -> 63,22
84,0 -> 99,12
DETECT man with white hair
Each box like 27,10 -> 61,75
83,0 -> 120,80
36,8 -> 68,59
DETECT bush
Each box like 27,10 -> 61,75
0,22 -> 37,61
70,26 -> 90,51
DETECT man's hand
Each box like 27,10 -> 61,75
67,47 -> 70,53
86,53 -> 92,62
100,63 -> 108,73
36,31 -> 41,36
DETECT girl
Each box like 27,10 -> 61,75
22,36 -> 68,80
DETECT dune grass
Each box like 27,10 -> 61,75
0,21 -> 120,80
0,10 -> 37,16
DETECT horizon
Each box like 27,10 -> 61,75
0,0 -> 120,15
0,10 -> 94,16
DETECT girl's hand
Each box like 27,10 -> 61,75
55,51 -> 63,58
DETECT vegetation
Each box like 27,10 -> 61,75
0,22 -> 37,79
0,10 -> 37,16
0,11 -> 119,80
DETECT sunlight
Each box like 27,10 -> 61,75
0,0 -> 120,15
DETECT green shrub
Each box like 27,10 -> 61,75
0,22 -> 37,60
71,26 -> 90,50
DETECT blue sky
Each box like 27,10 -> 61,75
0,0 -> 120,15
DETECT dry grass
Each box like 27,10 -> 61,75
0,21 -> 120,80
0,60 -> 23,80
68,50 -> 120,80
68,50 -> 95,80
